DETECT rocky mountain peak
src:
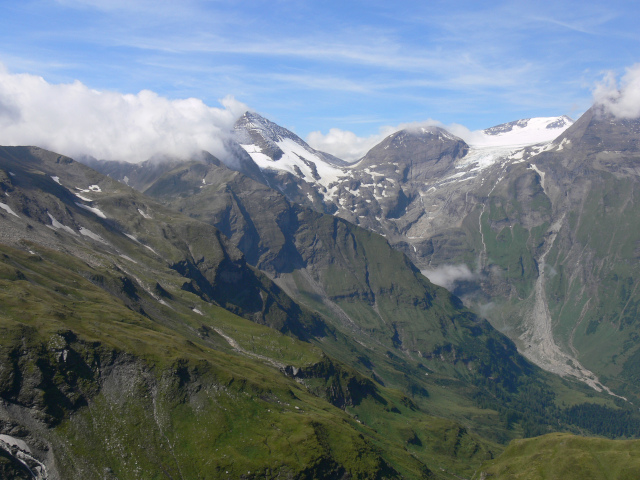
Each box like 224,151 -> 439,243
484,118 -> 531,136
528,107 -> 640,178
386,126 -> 463,146
234,111 -> 302,146
556,106 -> 640,153
356,125 -> 468,176
546,115 -> 573,130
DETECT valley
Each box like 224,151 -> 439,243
1,105 -> 640,479
221,109 -> 640,402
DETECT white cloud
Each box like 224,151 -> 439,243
307,120 -> 474,162
0,66 -> 248,163
593,63 -> 640,119
421,264 -> 477,291
306,127 -> 395,163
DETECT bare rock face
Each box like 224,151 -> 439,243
356,127 -> 469,179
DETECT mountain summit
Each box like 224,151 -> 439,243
355,126 -> 469,179
234,111 -> 347,170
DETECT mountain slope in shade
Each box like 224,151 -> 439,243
229,110 -> 640,400
139,154 -> 539,400
0,146 -> 327,339
3,145 -> 516,479
5,144 -> 616,480
125,144 -> 636,446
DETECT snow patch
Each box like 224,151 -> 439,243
47,213 -> 77,235
75,202 -> 107,219
455,145 -> 515,171
509,150 -> 524,161
138,208 -> 152,219
125,233 -> 158,254
79,227 -> 108,244
75,192 -> 92,201
555,138 -> 571,151
0,202 -> 19,218
51,176 -> 60,184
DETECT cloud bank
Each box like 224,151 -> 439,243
593,64 -> 640,119
0,66 -> 248,163
306,127 -> 397,163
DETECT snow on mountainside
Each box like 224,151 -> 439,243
240,137 -> 344,187
235,113 -> 573,185
454,115 -> 574,172
472,115 -> 574,148
234,112 -> 346,189
227,110 -> 640,398
232,113 -> 574,215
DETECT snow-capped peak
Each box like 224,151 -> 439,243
234,111 -> 300,145
234,111 -> 347,190
453,116 -> 574,172
468,115 -> 574,148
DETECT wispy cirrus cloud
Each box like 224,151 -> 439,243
2,0 -> 638,139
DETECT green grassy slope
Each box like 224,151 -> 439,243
0,241 -> 502,479
0,147 -> 514,478
474,432 -> 640,480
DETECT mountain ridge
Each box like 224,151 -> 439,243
4,105 -> 640,478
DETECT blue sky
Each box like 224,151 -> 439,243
0,0 -> 639,160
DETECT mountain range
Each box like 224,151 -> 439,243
1,105 -> 640,479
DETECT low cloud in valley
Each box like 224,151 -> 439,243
421,264 -> 477,291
